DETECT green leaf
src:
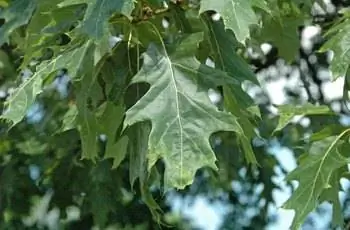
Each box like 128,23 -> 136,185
223,86 -> 257,164
77,101 -> 99,161
0,0 -> 36,46
310,124 -> 346,142
258,14 -> 303,61
320,19 -> 350,80
97,102 -> 128,168
146,0 -> 169,7
199,0 -> 258,43
105,136 -> 128,169
76,64 -> 99,160
127,122 -> 163,222
202,15 -> 258,84
251,0 -> 271,14
0,49 -> 15,77
0,0 -> 8,7
128,122 -> 151,188
282,133 -> 350,230
124,32 -> 243,189
59,0 -> 135,40
88,161 -> 117,227
274,103 -> 333,132
1,42 -> 94,126
60,104 -> 78,132
16,137 -> 48,155
21,0 -> 84,66
319,167 -> 345,227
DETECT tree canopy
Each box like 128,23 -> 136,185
1,0 -> 350,229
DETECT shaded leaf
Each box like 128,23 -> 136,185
258,14 -> 303,61
88,161 -> 117,227
319,167 -> 345,227
202,15 -> 258,84
128,123 -> 151,188
223,86 -> 257,164
76,69 -> 99,161
128,122 -> 162,222
97,101 -> 128,168
199,0 -> 258,43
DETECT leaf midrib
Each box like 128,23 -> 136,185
297,136 -> 345,226
165,53 -> 185,186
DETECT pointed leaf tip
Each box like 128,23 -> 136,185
124,34 -> 244,189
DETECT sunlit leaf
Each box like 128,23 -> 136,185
283,134 -> 350,230
274,103 -> 333,132
60,104 -> 78,132
124,31 -> 243,189
1,42 -> 94,126
0,0 -> 36,46
321,19 -> 350,80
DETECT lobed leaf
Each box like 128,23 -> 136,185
258,15 -> 303,61
59,0 -> 135,40
199,0 -> 258,43
274,103 -> 333,132
283,133 -> 350,229
321,19 -> 350,80
1,42 -> 94,126
124,31 -> 244,189
0,0 -> 36,46
97,102 -> 128,168
202,15 -> 258,84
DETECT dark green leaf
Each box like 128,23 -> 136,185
199,0 -> 258,43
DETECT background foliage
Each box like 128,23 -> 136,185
1,0 -> 350,229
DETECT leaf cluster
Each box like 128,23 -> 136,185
1,0 -> 350,229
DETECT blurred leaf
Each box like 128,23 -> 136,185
16,138 -> 48,155
1,41 -> 94,127
274,103 -> 333,132
0,0 -> 36,46
310,124 -> 346,142
60,104 -> 78,132
321,18 -> 350,80
258,13 -> 303,61
0,49 -> 15,77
